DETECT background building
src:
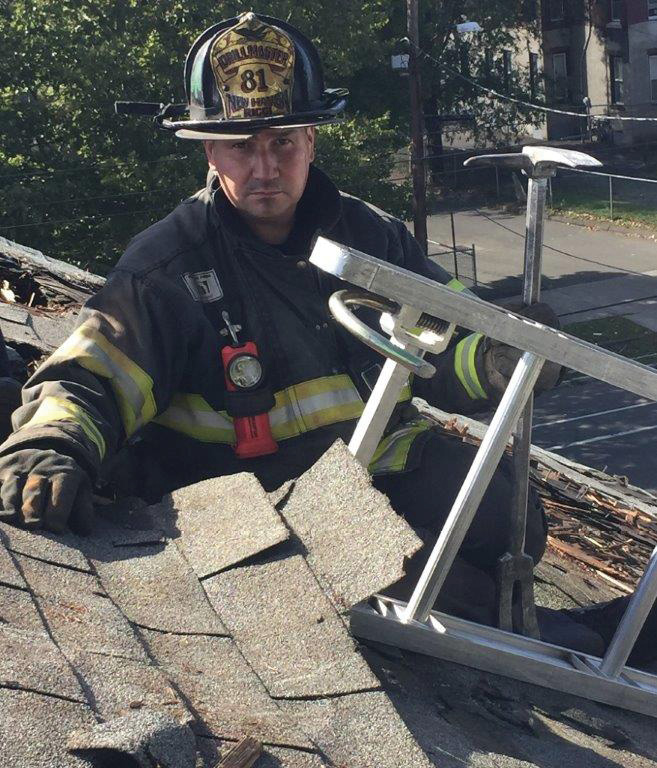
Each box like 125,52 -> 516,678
542,0 -> 657,145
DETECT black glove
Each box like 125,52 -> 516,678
0,448 -> 94,534
479,302 -> 563,402
0,376 -> 22,441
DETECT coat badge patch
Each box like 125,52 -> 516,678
182,270 -> 224,303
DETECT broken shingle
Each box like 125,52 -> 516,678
67,709 -> 196,768
282,692 -> 434,768
167,473 -> 289,579
142,629 -> 312,749
196,737 -> 326,768
91,540 -> 227,635
0,541 -> 25,589
279,440 -> 422,611
63,645 -> 190,723
203,553 -> 379,699
0,688 -> 95,768
0,625 -> 85,702
0,584 -> 44,632
0,522 -> 90,572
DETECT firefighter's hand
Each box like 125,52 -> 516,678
481,302 -> 563,401
0,449 -> 94,534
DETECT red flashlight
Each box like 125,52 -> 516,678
221,340 -> 278,459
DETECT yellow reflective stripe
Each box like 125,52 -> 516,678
369,421 -> 431,475
52,325 -> 157,437
22,396 -> 106,460
446,277 -> 475,297
154,374 -> 413,445
153,393 -> 234,443
454,332 -> 487,400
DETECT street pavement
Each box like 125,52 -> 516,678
426,208 -> 657,293
426,208 -> 657,494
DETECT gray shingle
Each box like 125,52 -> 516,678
67,710 -> 196,768
168,473 -> 289,579
0,541 -> 25,588
196,737 -> 327,767
91,540 -> 227,635
142,629 -> 312,749
0,522 -> 90,572
35,588 -> 149,662
282,692 -> 435,768
279,440 -> 422,611
0,687 -> 96,768
15,553 -> 104,600
0,584 -> 44,632
63,645 -> 191,722
203,553 -> 379,698
0,625 -> 85,702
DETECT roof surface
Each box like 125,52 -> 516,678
2,437 -> 657,768
2,237 -> 657,766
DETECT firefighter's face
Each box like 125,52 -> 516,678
204,127 -> 315,226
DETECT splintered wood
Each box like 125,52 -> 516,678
538,478 -> 657,593
436,414 -> 657,593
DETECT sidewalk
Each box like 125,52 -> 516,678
426,209 -> 657,294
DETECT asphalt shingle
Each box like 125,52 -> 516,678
0,625 -> 85,702
203,552 -> 379,698
168,473 -> 289,579
0,687 -> 96,768
0,540 -> 25,588
63,645 -> 190,723
0,522 -> 90,572
91,540 -> 227,635
35,587 -> 149,662
67,709 -> 197,768
279,440 -> 422,611
15,553 -> 104,600
142,629 -> 312,749
282,692 -> 435,768
0,584 -> 44,632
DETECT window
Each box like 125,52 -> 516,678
522,0 -> 538,20
484,48 -> 493,81
650,0 -> 657,19
552,52 -> 568,101
610,0 -> 622,20
650,55 -> 657,101
610,56 -> 623,103
549,0 -> 565,21
529,52 -> 539,99
503,50 -> 513,90
460,43 -> 470,76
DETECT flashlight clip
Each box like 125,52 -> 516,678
220,310 -> 242,346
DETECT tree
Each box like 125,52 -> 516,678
0,1 -> 542,271
0,0 -> 395,270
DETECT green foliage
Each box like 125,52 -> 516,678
315,116 -> 411,220
0,0 -> 542,270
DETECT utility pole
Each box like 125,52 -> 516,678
407,0 -> 428,254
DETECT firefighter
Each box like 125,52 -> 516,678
2,12 -> 646,658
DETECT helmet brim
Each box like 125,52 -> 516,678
162,101 -> 347,141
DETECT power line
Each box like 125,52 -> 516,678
0,205 -> 171,232
420,49 -> 657,124
0,153 -> 194,182
562,167 -> 657,185
470,207 -> 650,276
25,183 -> 193,209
